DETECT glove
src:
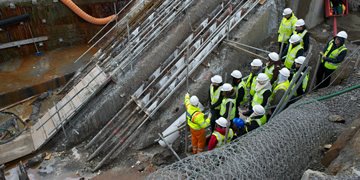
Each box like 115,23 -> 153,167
185,93 -> 190,98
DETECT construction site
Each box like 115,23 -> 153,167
0,0 -> 359,179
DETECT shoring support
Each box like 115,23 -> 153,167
158,133 -> 181,161
225,39 -> 271,54
224,41 -> 267,60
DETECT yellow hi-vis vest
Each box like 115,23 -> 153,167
293,29 -> 308,47
271,80 -> 290,99
246,73 -> 257,96
292,71 -> 309,96
252,87 -> 271,107
278,14 -> 298,43
185,96 -> 209,130
264,65 -> 275,81
245,115 -> 267,133
235,81 -> 248,106
220,98 -> 236,120
251,115 -> 267,126
212,129 -> 234,148
210,85 -> 221,110
322,40 -> 347,70
284,44 -> 304,69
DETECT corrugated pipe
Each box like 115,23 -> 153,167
60,0 -> 116,25
296,83 -> 360,107
0,14 -> 30,28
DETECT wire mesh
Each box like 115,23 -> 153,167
148,99 -> 335,179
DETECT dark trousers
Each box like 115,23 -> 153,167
316,63 -> 335,89
278,42 -> 288,55
210,109 -> 220,132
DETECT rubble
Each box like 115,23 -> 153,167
328,115 -> 345,123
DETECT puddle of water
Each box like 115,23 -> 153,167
0,44 -> 97,94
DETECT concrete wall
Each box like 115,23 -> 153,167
285,0 -> 325,29
304,0 -> 325,29
56,0 -> 225,148
133,0 -> 281,149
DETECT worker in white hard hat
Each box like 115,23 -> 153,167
282,34 -> 304,70
243,73 -> 272,116
219,83 -> 237,123
184,93 -> 210,154
292,19 -> 310,52
209,75 -> 224,132
290,56 -> 309,98
264,52 -> 281,84
270,68 -> 290,113
208,117 -> 234,151
237,105 -> 267,136
316,31 -> 348,89
278,8 -> 298,52
230,70 -> 247,117
246,59 -> 264,98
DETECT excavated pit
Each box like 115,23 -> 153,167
1,0 -> 359,179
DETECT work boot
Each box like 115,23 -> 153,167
192,147 -> 198,154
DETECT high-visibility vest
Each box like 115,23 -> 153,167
284,44 -> 304,69
271,80 -> 290,100
293,29 -> 308,47
185,97 -> 209,130
252,88 -> 271,107
220,98 -> 236,120
252,115 -> 267,126
264,65 -> 275,81
246,73 -> 257,96
292,71 -> 309,96
322,40 -> 347,70
278,14 -> 298,43
212,129 -> 234,147
210,85 -> 221,110
234,81 -> 248,106
245,115 -> 267,133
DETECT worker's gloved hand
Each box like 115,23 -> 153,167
207,113 -> 212,120
185,93 -> 190,98
245,117 -> 251,124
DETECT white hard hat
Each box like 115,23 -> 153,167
211,75 -> 223,84
295,19 -> 305,27
282,8 -> 292,16
289,34 -> 302,43
279,68 -> 290,77
256,73 -> 269,82
295,56 -> 306,65
268,52 -> 279,61
221,83 -> 233,92
336,31 -> 348,39
251,59 -> 263,67
253,105 -> 265,115
215,117 -> 228,128
190,96 -> 199,106
231,70 -> 242,79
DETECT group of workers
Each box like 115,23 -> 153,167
185,7 -> 348,154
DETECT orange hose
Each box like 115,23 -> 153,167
60,0 -> 116,25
